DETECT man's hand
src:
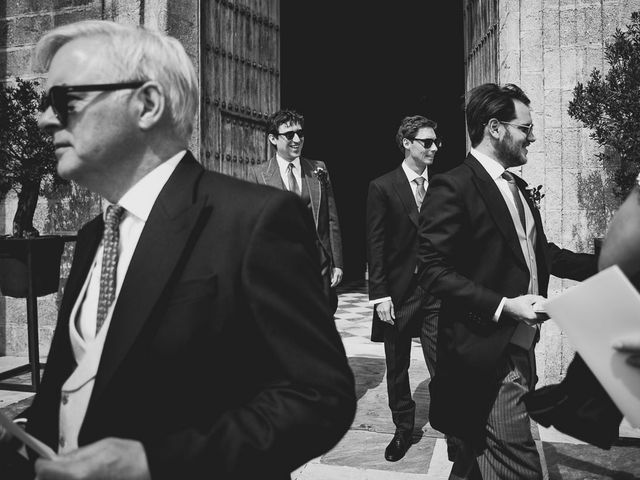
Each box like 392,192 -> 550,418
503,294 -> 547,325
613,335 -> 640,369
375,300 -> 395,325
35,438 -> 150,480
330,267 -> 343,288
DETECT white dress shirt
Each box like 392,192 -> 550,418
276,155 -> 302,192
369,161 -> 429,306
58,151 -> 185,453
470,148 -> 540,345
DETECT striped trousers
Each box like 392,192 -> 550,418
384,282 -> 439,434
449,345 -> 543,480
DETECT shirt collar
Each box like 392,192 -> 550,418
105,150 -> 186,222
401,160 -> 428,183
470,147 -> 506,181
275,154 -> 301,175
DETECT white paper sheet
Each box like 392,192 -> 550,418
0,410 -> 57,459
545,265 -> 640,427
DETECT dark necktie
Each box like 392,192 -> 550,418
414,177 -> 426,210
96,204 -> 125,334
501,171 -> 526,230
287,163 -> 300,196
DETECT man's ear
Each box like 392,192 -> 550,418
268,133 -> 277,147
402,137 -> 412,150
136,82 -> 164,130
486,118 -> 502,139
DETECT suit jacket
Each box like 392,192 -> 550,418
247,156 -> 343,273
366,166 -> 433,341
24,153 -> 356,479
417,154 -> 596,442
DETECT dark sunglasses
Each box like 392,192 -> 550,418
39,81 -> 146,125
412,137 -> 442,149
276,129 -> 305,141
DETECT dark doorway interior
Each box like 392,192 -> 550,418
281,2 -> 466,281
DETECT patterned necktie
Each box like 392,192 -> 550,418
95,204 -> 125,334
287,162 -> 300,196
501,171 -> 526,230
414,177 -> 426,210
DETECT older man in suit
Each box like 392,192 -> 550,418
418,83 -> 596,479
247,110 -> 343,312
366,115 -> 440,462
0,20 -> 356,480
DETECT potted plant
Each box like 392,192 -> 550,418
0,78 -> 70,297
567,11 -> 640,255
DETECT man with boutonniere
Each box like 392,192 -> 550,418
417,83 -> 596,479
248,109 -> 343,313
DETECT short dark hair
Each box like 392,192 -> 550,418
267,109 -> 304,137
465,83 -> 530,147
395,115 -> 438,152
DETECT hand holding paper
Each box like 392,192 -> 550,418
612,334 -> 640,369
544,265 -> 640,427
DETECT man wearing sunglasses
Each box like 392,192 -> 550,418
248,109 -> 343,313
417,83 -> 596,479
0,20 -> 357,480
366,115 -> 441,462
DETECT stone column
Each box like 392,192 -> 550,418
496,0 -> 637,384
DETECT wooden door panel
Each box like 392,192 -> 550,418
201,0 -> 280,178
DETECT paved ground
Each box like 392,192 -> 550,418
1,280 -> 639,479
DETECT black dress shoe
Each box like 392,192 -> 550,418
385,431 -> 411,462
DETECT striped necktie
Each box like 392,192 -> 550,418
414,177 -> 426,210
501,170 -> 526,230
287,162 -> 300,196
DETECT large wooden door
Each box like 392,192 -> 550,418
201,0 -> 280,179
464,0 -> 499,90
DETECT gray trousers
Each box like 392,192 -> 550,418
448,345 -> 543,480
383,283 -> 439,435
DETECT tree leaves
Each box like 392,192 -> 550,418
568,11 -> 640,200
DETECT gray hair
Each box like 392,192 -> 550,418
34,20 -> 198,142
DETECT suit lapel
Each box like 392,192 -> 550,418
90,153 -> 209,403
261,156 -> 285,189
466,155 -> 527,269
392,166 -> 419,227
301,158 -> 320,226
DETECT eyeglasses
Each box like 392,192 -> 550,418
276,129 -> 305,141
500,122 -> 534,136
412,137 -> 442,149
39,81 -> 146,126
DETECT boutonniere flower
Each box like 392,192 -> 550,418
313,167 -> 329,188
525,184 -> 545,209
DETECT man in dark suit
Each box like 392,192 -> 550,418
247,110 -> 343,312
0,20 -> 356,480
418,83 -> 596,479
366,115 -> 441,462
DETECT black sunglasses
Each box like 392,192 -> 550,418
39,81 -> 146,125
275,129 -> 305,141
412,137 -> 442,149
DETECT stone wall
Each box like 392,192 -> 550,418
497,0 -> 637,383
0,0 -> 199,357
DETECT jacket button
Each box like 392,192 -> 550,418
61,394 -> 69,405
59,436 -> 66,448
